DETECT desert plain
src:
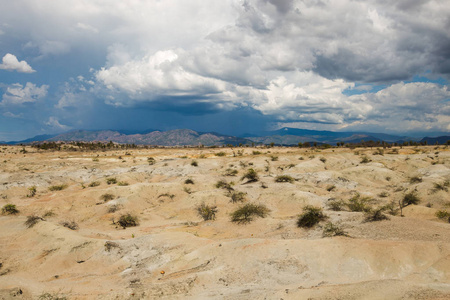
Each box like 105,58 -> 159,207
0,145 -> 449,299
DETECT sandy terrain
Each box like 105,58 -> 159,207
0,145 -> 449,299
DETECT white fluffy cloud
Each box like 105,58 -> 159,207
45,116 -> 70,130
0,53 -> 35,73
1,82 -> 48,105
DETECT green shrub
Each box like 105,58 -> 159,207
319,157 -> 327,163
60,220 -> 79,230
364,207 -> 389,222
106,177 -> 117,185
274,175 -> 294,183
100,193 -> 115,202
322,222 -> 347,237
196,202 -> 218,221
223,168 -> 238,176
435,210 -> 450,220
25,215 -> 43,228
107,204 -> 122,213
231,203 -> 270,224
360,156 -> 371,164
252,151 -> 262,155
229,191 -> 246,203
297,206 -> 327,228
384,201 -> 399,216
117,214 -> 139,228
402,191 -> 420,207
38,292 -> 67,300
241,168 -> 259,183
270,155 -> 278,161
215,152 -> 226,157
88,181 -> 100,187
347,194 -> 373,212
185,178 -> 195,185
27,186 -> 37,197
2,204 -> 19,215
215,180 -> 233,190
48,184 -> 68,191
117,181 -> 129,186
326,185 -> 336,192
147,157 -> 156,165
373,148 -> 384,156
191,160 -> 198,167
327,199 -> 345,211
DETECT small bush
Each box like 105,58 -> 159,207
360,156 -> 371,164
229,191 -> 246,203
224,168 -> 238,176
117,214 -> 139,228
364,207 -> 389,222
60,221 -> 79,230
104,241 -> 120,252
241,168 -> 259,183
106,177 -> 117,185
147,157 -> 156,165
409,176 -> 422,184
92,157 -> 99,162
25,215 -> 43,228
2,204 -> 19,215
322,222 -> 347,237
107,204 -> 122,213
158,193 -> 175,199
433,180 -> 450,192
402,191 -> 420,206
326,185 -> 336,192
298,156 -> 304,160
378,191 -> 389,198
38,292 -> 67,300
231,203 -> 270,224
48,184 -> 68,191
191,160 -> 198,167
185,178 -> 195,185
297,206 -> 327,228
436,210 -> 450,220
270,155 -> 278,161
319,157 -> 327,163
327,199 -> 345,211
373,148 -> 384,156
252,151 -> 262,155
196,202 -> 218,221
384,201 -> 399,216
215,152 -> 226,157
100,193 -> 115,202
183,187 -> 193,194
215,180 -> 233,190
27,186 -> 37,197
117,181 -> 129,186
347,194 -> 373,212
274,175 -> 294,183
88,181 -> 100,187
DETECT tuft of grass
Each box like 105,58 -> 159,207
223,168 -> 238,176
215,180 -> 233,191
319,157 -> 327,163
360,156 -> 371,164
2,204 -> 19,215
107,204 -> 122,213
326,185 -> 336,192
383,201 -> 399,216
231,203 -> 270,224
184,178 -> 195,185
241,168 -> 259,183
147,157 -> 156,165
27,186 -> 37,197
364,207 -> 389,222
215,152 -> 226,157
196,202 -> 218,221
60,220 -> 79,230
270,155 -> 278,161
100,193 -> 115,202
402,191 -> 420,207
158,193 -> 175,199
327,199 -> 346,211
117,213 -> 139,228
106,177 -> 117,185
297,206 -> 327,228
378,191 -> 389,198
25,215 -> 43,228
433,180 -> 450,192
229,191 -> 246,203
372,148 -> 384,156
347,194 -> 373,212
274,175 -> 294,183
117,181 -> 129,186
409,176 -> 422,184
38,292 -> 67,300
436,210 -> 450,220
252,151 -> 262,155
88,181 -> 100,187
191,160 -> 198,167
322,222 -> 347,237
48,184 -> 68,191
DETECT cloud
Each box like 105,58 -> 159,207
1,82 -> 48,105
45,116 -> 70,130
0,53 -> 35,73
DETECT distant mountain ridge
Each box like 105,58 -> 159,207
2,128 -> 449,146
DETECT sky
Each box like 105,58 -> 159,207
0,0 -> 449,141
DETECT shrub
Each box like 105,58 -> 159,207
274,175 -> 294,183
347,194 -> 373,212
48,184 -> 68,191
215,180 -> 233,190
88,181 -> 100,187
2,204 -> 19,215
297,206 -> 327,228
436,210 -> 450,220
270,155 -> 278,161
322,222 -> 347,237
364,207 -> 389,222
229,191 -> 246,203
185,178 -> 195,185
433,180 -> 450,192
326,185 -> 336,192
384,201 -> 399,216
215,152 -> 226,157
241,168 -> 259,183
223,168 -> 238,176
118,214 -> 139,228
183,187 -> 192,194
373,148 -> 384,156
100,193 -> 115,202
378,191 -> 389,198
117,181 -> 129,186
360,156 -> 371,164
25,215 -> 43,228
409,176 -> 422,184
319,157 -> 327,163
327,199 -> 345,211
104,241 -> 120,252
107,204 -> 122,213
147,157 -> 156,165
196,202 -> 218,221
37,292 -> 67,300
252,151 -> 262,155
60,221 -> 79,230
27,186 -> 37,197
191,160 -> 198,167
402,191 -> 420,206
231,203 -> 270,224
158,193 -> 175,199
106,177 -> 117,185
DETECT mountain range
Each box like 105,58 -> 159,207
1,128 -> 449,146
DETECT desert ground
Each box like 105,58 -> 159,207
0,145 -> 449,299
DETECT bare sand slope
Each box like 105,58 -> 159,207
0,145 -> 449,299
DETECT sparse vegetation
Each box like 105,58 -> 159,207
322,222 -> 347,237
60,220 -> 79,230
2,204 -> 19,215
215,151 -> 226,157
327,199 -> 345,211
48,184 -> 68,191
252,151 -> 262,155
378,191 -> 389,198
100,193 -> 115,202
402,191 -> 420,207
191,160 -> 198,167
215,180 -> 233,190
297,206 -> 327,228
326,185 -> 336,192
117,213 -> 139,228
107,204 -> 122,213
360,156 -> 371,164
27,186 -> 37,197
433,180 -> 449,192
183,187 -> 193,194
274,175 -> 294,183
231,203 -> 270,224
364,207 -> 389,222
409,176 -> 422,184
25,215 -> 43,228
347,194 -> 373,212
106,177 -> 117,185
37,292 -> 67,300
147,157 -> 156,165
436,210 -> 450,220
319,157 -> 327,163
229,191 -> 246,203
224,168 -> 238,176
185,178 -> 195,185
270,155 -> 278,161
196,202 -> 218,221
117,181 -> 129,186
88,181 -> 100,187
241,168 -> 259,183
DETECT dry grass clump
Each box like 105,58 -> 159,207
433,180 -> 449,192
117,181 -> 129,186
436,210 -> 450,220
364,207 -> 389,222
2,204 -> 19,215
107,204 -> 122,213
409,176 -> 422,184
297,206 -> 327,228
231,203 -> 270,224
25,215 -> 43,228
60,220 -> 79,230
191,160 -> 198,167
27,186 -> 37,197
185,178 -> 195,184
360,156 -> 371,164
196,202 -> 218,221
327,199 -> 346,211
322,222 -> 347,237
402,191 -> 420,206
106,177 -> 117,185
215,180 -> 233,190
88,181 -> 100,187
48,184 -> 68,191
147,157 -> 156,165
223,168 -> 238,176
100,193 -> 115,202
241,168 -> 259,183
215,152 -> 226,157
117,213 -> 139,228
228,191 -> 246,203
347,194 -> 374,212
274,175 -> 294,183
